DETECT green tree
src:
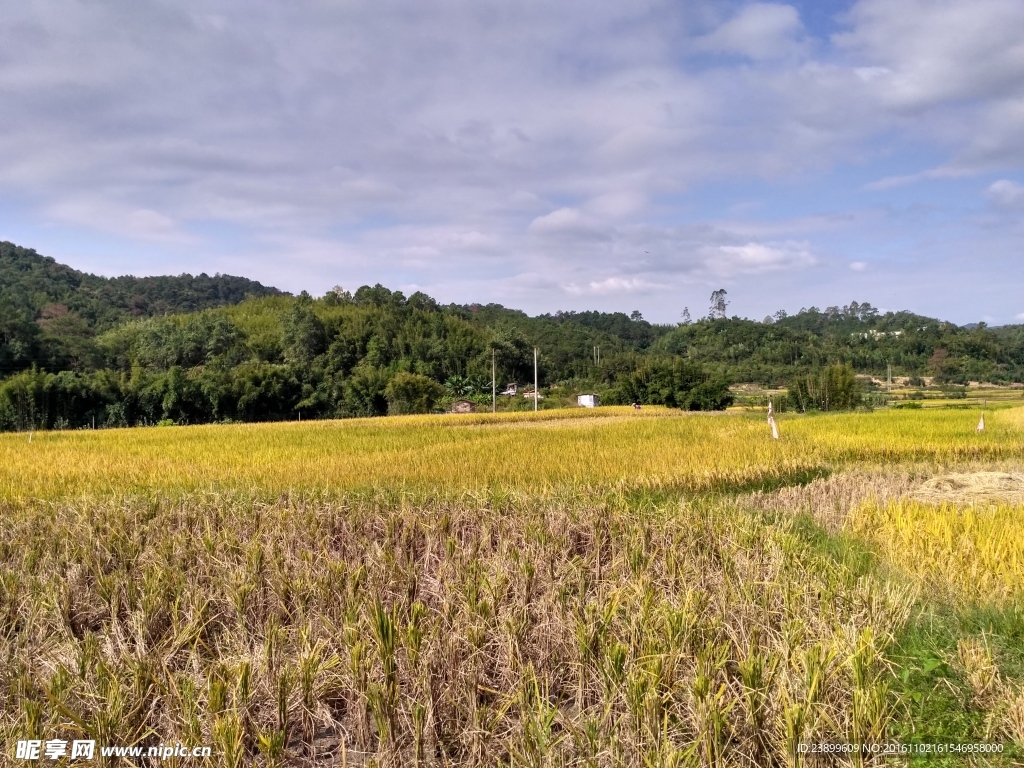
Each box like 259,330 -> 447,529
384,372 -> 445,415
282,303 -> 327,366
609,359 -> 731,410
489,328 -> 533,385
709,289 -> 729,320
788,363 -> 861,411
681,378 -> 734,411
341,365 -> 390,417
0,299 -> 38,374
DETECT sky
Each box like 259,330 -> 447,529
1,0 -> 1023,325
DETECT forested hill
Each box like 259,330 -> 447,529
2,243 -> 1024,430
654,305 -> 1024,387
0,240 -> 283,331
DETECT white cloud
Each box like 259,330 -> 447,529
696,4 -> 805,61
704,241 -> 816,277
849,261 -> 867,271
836,0 -> 1024,173
45,200 -> 194,244
584,191 -> 646,219
0,0 -> 875,252
442,231 -> 502,251
853,66 -> 890,83
835,0 -> 1024,109
528,208 -> 609,240
986,179 -> 1024,208
563,277 -> 662,296
864,166 -> 971,191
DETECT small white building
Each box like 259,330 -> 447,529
577,393 -> 600,408
500,383 -> 518,396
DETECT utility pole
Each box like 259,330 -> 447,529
492,348 -> 496,413
887,363 -> 892,394
534,347 -> 539,412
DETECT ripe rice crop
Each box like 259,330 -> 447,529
850,499 -> 1024,605
2,406 -> 1023,765
1,406 -> 1021,501
1,493 -> 916,766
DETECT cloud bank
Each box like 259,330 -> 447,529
0,0 -> 1022,322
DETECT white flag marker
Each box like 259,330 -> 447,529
977,414 -> 985,432
768,415 -> 779,440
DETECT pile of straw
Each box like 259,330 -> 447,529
912,471 -> 1024,505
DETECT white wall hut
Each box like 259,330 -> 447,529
577,393 -> 599,408
450,399 -> 474,414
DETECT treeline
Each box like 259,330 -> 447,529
654,302 -> 1024,386
0,280 -> 729,429
0,284 -> 707,428
2,243 -> 1024,430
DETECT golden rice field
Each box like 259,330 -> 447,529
2,406 -> 1024,500
851,499 -> 1024,604
2,406 -> 1024,766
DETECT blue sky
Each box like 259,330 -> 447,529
1,0 -> 1023,324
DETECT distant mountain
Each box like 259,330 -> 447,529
0,241 -> 284,331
